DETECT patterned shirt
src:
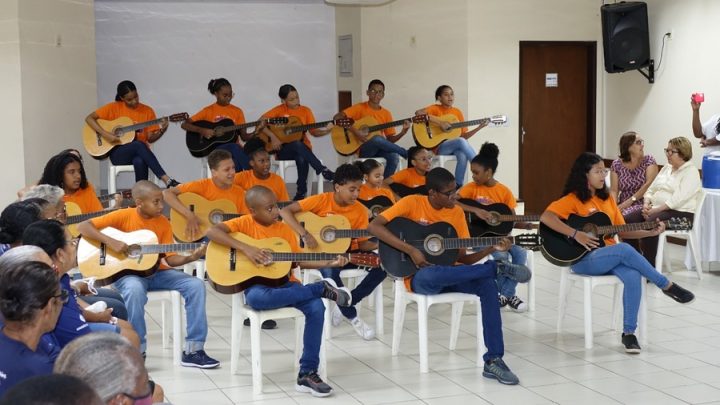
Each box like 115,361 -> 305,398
610,154 -> 656,216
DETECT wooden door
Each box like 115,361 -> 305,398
519,42 -> 596,214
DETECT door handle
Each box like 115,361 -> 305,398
521,127 -> 526,144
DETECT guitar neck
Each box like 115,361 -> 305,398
450,117 -> 489,130
140,243 -> 203,254
122,117 -> 168,134
442,235 -> 519,249
268,252 -> 345,262
594,220 -> 667,235
285,120 -> 333,135
497,214 -> 540,222
367,118 -> 410,132
220,213 -> 243,221
333,229 -> 371,239
216,120 -> 261,135
66,209 -> 118,225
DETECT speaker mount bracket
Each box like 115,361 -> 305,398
637,59 -> 655,84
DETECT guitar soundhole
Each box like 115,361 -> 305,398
487,213 -> 501,226
127,245 -> 141,259
320,227 -> 336,243
424,234 -> 444,256
209,210 -> 224,225
581,224 -> 598,238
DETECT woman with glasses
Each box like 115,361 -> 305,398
540,152 -> 695,354
638,137 -> 702,266
0,260 -> 64,397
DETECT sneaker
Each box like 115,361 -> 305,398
662,283 -> 695,304
320,168 -> 335,181
350,317 -> 375,340
507,296 -> 528,313
181,350 -> 220,369
498,295 -> 508,308
496,261 -> 531,283
292,193 -> 306,201
331,305 -> 344,327
166,179 -> 181,188
296,370 -> 333,397
320,278 -> 352,307
243,318 -> 278,329
482,358 -> 519,385
621,333 -> 641,354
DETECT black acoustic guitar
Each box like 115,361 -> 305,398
459,199 -> 540,236
389,183 -> 427,198
359,196 -> 393,218
539,212 -> 692,267
378,217 -> 541,278
185,117 -> 289,157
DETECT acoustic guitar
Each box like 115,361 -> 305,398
83,113 -> 189,158
185,117 -> 289,157
379,217 -> 541,278
359,196 -> 394,218
539,212 -> 691,266
205,233 -> 380,294
412,114 -> 507,149
294,211 -> 371,253
459,199 -> 540,236
77,227 -> 203,285
389,183 -> 427,198
331,115 -> 428,156
259,117 -> 354,152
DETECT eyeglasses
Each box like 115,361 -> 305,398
664,148 -> 679,155
122,380 -> 154,403
368,89 -> 385,95
67,237 -> 80,247
590,168 -> 610,176
413,155 -> 434,163
52,289 -> 70,305
634,139 -> 644,145
435,187 -> 458,197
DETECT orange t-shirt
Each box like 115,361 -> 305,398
95,101 -> 158,145
233,170 -> 290,202
190,103 -> 246,125
64,182 -> 103,213
545,193 -> 625,246
458,182 -> 516,209
390,168 -> 426,188
343,102 -> 397,136
298,192 -> 370,251
358,184 -> 396,203
262,104 -> 316,149
89,207 -> 175,269
379,195 -> 470,291
425,104 -> 467,134
176,178 -> 248,214
223,215 -> 301,282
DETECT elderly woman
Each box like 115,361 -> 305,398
21,184 -> 67,222
55,333 -> 165,404
0,199 -> 44,256
0,260 -> 63,397
637,136 -> 702,265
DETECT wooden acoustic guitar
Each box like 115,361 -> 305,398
83,113 -> 189,158
259,117 -> 354,152
185,117 -> 289,157
205,233 -> 380,294
412,114 -> 507,149
294,211 -> 372,253
379,217 -> 541,278
359,196 -> 394,218
65,190 -> 133,237
459,199 -> 540,237
331,115 -> 428,156
539,212 -> 692,266
77,227 -> 203,285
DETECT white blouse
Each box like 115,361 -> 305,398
644,161 -> 702,213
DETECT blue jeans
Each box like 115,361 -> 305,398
244,281 -> 326,373
113,269 -> 208,353
571,242 -> 670,334
359,137 -> 408,178
319,264 -> 386,320
436,138 -> 475,185
87,322 -> 121,334
491,245 -> 528,298
82,288 -> 128,320
411,262 -> 504,361
109,140 -> 167,181
215,143 -> 250,171
276,141 -> 325,196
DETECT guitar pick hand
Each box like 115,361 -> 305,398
409,247 -> 431,268
574,231 -> 599,251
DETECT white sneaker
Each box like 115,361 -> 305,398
507,296 -> 528,313
350,317 -> 375,340
331,304 -> 344,327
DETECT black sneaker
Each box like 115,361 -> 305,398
482,358 -> 519,385
320,278 -> 352,307
320,168 -> 335,181
621,333 -> 641,354
496,261 -> 532,283
181,350 -> 220,369
663,283 -> 695,304
243,318 -> 278,329
507,295 -> 528,313
498,295 -> 508,308
296,371 -> 332,397
293,193 -> 306,201
166,179 -> 181,188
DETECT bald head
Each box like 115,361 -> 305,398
132,180 -> 161,200
0,245 -> 53,268
245,185 -> 277,210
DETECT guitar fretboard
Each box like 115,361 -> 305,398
496,215 -> 541,222
66,209 -> 118,225
121,117 -> 167,134
140,243 -> 204,254
220,213 -> 243,221
216,120 -> 262,135
332,229 -> 372,239
406,235 -> 518,250
450,118 -> 490,130
594,220 -> 672,235
268,252 -> 345,261
367,117 -> 413,132
284,120 -> 333,135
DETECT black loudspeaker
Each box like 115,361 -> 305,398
601,2 -> 650,73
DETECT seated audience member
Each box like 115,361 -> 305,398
0,200 -> 43,255
54,333 -> 165,404
0,261 -> 63,397
21,184 -> 68,221
0,374 -> 104,405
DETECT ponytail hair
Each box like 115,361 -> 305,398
114,80 -> 136,102
471,142 -> 500,173
208,78 -> 231,95
353,159 -> 382,176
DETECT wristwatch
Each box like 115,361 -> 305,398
631,196 -> 637,202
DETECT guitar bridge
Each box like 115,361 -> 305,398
229,248 -> 236,271
425,122 -> 433,139
96,133 -> 102,146
100,243 -> 106,265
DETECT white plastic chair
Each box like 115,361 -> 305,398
302,268 -> 384,338
556,266 -> 647,349
432,155 -> 467,183
200,156 -> 211,179
391,279 -> 482,373
108,164 -> 136,194
525,252 -> 536,312
147,290 -> 184,365
182,259 -> 206,280
230,291 -> 327,395
655,191 -> 705,279
270,156 -> 323,195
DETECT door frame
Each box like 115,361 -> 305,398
518,41 -> 597,201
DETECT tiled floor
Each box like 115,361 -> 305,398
143,244 -> 720,404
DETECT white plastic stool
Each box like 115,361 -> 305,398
147,290 -> 184,365
270,156 -> 323,195
108,163 -> 158,193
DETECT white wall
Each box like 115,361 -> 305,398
335,6 -> 363,103
95,1 -> 338,189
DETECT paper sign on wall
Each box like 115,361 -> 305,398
546,73 -> 558,87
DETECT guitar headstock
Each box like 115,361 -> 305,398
169,113 -> 189,122
514,233 -> 542,251
334,118 -> 355,128
266,117 -> 290,126
488,115 -> 507,126
349,253 -> 380,268
412,114 -> 429,124
119,190 -> 133,199
666,217 -> 692,232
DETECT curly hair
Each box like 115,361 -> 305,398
333,163 -> 363,186
0,200 -> 43,245
38,152 -> 88,190
561,152 -> 609,202
0,260 -> 58,323
471,142 -> 500,173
